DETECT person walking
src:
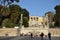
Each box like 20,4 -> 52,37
48,32 -> 51,40
40,32 -> 44,40
31,33 -> 33,38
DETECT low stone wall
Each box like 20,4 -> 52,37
0,28 -> 17,36
48,28 -> 60,36
0,28 -> 60,36
21,27 -> 48,35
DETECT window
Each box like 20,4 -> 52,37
36,17 -> 38,21
31,17 -> 33,21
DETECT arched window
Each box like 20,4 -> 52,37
36,17 -> 38,21
31,17 -> 33,21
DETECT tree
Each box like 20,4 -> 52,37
54,5 -> 60,27
0,5 -> 3,11
2,18 -> 16,28
2,19 -> 9,27
9,4 -> 22,27
45,12 -> 54,28
23,9 -> 29,20
1,4 -> 23,28
0,13 -> 3,27
0,0 -> 20,17
22,9 -> 29,27
0,0 -> 21,28
2,6 -> 10,17
23,17 -> 29,27
0,5 -> 3,26
0,0 -> 20,16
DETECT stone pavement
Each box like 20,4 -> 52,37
0,36 -> 60,40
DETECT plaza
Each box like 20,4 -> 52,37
0,0 -> 60,40
0,36 -> 60,40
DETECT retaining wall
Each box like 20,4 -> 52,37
0,28 -> 60,36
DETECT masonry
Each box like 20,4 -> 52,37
0,27 -> 60,36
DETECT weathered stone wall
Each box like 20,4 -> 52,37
48,28 -> 60,36
21,27 -> 48,35
0,28 -> 17,36
0,28 -> 60,36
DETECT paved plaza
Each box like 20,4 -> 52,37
0,36 -> 60,40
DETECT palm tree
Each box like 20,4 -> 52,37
0,0 -> 20,16
2,6 -> 10,17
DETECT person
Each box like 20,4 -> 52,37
48,32 -> 51,40
40,32 -> 44,40
31,33 -> 33,38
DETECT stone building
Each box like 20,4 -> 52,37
29,16 -> 44,28
28,16 -> 50,29
28,13 -> 54,28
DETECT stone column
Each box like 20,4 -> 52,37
17,13 -> 23,36
20,14 -> 23,28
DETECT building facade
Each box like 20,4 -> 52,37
29,16 -> 44,28
28,15 -> 53,28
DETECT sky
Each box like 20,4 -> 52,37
16,0 -> 60,16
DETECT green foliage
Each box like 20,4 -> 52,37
0,5 -> 3,12
0,0 -> 26,28
54,5 -> 60,27
22,9 -> 29,27
15,0 -> 20,2
45,12 -> 54,28
9,4 -> 22,24
0,4 -> 22,28
2,19 -> 17,28
2,19 -> 9,27
23,17 -> 29,27
0,0 -> 29,28
23,9 -> 29,20
2,6 -> 10,16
